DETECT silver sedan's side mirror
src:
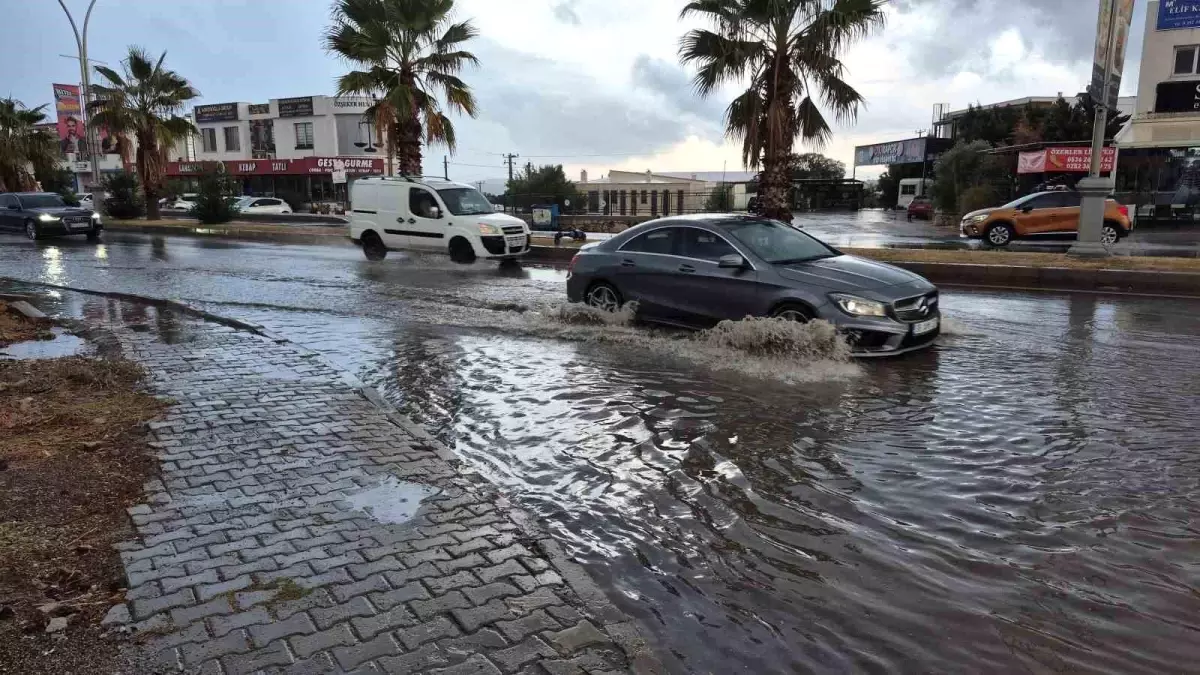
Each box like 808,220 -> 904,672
718,253 -> 748,269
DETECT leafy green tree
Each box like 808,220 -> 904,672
504,163 -> 580,211
190,166 -> 240,224
679,0 -> 884,221
705,183 -> 733,211
88,47 -> 199,220
789,152 -> 845,181
35,165 -> 79,205
931,141 -> 1008,214
0,98 -> 58,192
326,0 -> 479,177
101,170 -> 144,219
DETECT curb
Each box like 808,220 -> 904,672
890,261 -> 1200,297
104,222 -> 351,246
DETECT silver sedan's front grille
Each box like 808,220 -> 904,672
892,291 -> 938,322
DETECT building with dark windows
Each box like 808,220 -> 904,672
1114,0 -> 1200,222
167,95 -> 385,207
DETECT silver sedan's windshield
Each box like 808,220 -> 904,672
723,219 -> 837,264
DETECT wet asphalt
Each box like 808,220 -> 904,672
3,231 -> 1200,674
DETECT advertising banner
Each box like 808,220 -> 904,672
53,83 -> 84,155
247,103 -> 271,116
1017,147 -> 1117,174
278,96 -> 314,118
1089,0 -> 1136,110
1158,0 -> 1200,30
853,138 -> 927,167
194,103 -> 239,123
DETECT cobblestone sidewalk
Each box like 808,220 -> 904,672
104,316 -> 658,675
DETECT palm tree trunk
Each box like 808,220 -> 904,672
397,116 -> 422,176
138,133 -> 161,221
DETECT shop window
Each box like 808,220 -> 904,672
223,126 -> 240,152
201,128 -> 217,153
294,122 -> 314,150
640,190 -> 647,204
1176,46 -> 1200,76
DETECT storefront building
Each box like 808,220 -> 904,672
1114,0 -> 1200,219
179,95 -> 383,206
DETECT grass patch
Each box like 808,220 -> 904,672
843,247 -> 1200,273
0,356 -> 167,670
107,218 -> 344,238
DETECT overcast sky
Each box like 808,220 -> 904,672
5,0 -> 1149,183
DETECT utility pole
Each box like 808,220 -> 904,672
56,0 -> 102,196
502,153 -> 519,214
443,155 -> 449,180
915,129 -> 929,198
503,153 -> 519,185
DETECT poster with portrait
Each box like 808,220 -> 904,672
53,83 -> 85,157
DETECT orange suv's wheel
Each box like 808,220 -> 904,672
1101,222 -> 1122,245
984,222 -> 1014,246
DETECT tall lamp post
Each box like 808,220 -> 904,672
56,0 -> 102,194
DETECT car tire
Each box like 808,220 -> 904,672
361,231 -> 387,261
448,237 -> 476,264
984,222 -> 1014,247
24,220 -> 38,241
1101,221 -> 1122,245
770,303 -> 813,323
87,229 -> 102,243
585,282 -> 623,313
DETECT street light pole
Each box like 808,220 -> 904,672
56,0 -> 101,194
1070,0 -> 1121,258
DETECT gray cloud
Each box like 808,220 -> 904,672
630,54 -> 728,121
891,0 -> 1142,80
456,40 -> 722,161
552,0 -> 581,25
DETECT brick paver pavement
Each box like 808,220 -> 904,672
104,317 -> 659,674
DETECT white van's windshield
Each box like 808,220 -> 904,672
437,187 -> 494,216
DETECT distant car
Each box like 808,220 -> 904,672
0,192 -> 102,241
163,194 -> 198,210
78,192 -> 93,209
906,196 -> 934,221
566,214 -> 941,356
233,197 -> 292,215
960,191 -> 1132,246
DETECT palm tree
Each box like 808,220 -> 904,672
88,46 -> 198,220
325,0 -> 479,176
680,0 -> 884,220
0,98 -> 58,192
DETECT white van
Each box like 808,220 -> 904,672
896,178 -> 926,209
349,176 -> 531,263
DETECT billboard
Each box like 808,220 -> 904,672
53,83 -> 85,156
1089,0 -> 1136,110
165,157 -> 384,176
1017,147 -> 1117,174
1155,80 -> 1200,112
853,138 -> 926,167
1158,0 -> 1200,30
278,96 -> 314,118
194,103 -> 239,123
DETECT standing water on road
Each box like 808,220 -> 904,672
3,234 -> 1200,673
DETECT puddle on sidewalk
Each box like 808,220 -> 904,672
0,327 -> 90,360
344,475 -> 440,524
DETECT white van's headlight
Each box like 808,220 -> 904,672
478,223 -> 502,235
829,293 -> 888,317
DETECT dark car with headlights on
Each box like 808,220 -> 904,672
0,192 -> 102,241
566,215 -> 940,356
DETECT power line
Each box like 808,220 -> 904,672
447,161 -> 507,169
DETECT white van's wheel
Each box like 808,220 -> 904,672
361,231 -> 387,260
449,237 -> 476,264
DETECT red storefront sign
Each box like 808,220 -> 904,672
1017,147 -> 1116,174
166,157 -> 384,176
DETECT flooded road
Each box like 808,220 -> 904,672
4,232 -> 1200,673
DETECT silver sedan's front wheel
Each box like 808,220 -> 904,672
585,283 -> 622,312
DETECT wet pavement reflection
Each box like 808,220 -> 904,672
3,232 -> 1200,673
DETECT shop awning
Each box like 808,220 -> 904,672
1116,117 -> 1200,149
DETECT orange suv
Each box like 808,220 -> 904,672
959,191 -> 1132,246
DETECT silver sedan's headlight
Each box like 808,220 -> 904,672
829,293 -> 888,317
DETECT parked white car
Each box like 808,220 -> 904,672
78,192 -> 93,209
233,197 -> 292,215
163,194 -> 198,211
349,176 -> 530,263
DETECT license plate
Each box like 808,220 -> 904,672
506,236 -> 525,247
912,317 -> 939,335
66,219 -> 90,230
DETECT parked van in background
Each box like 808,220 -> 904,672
349,176 -> 531,263
896,178 -> 926,210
